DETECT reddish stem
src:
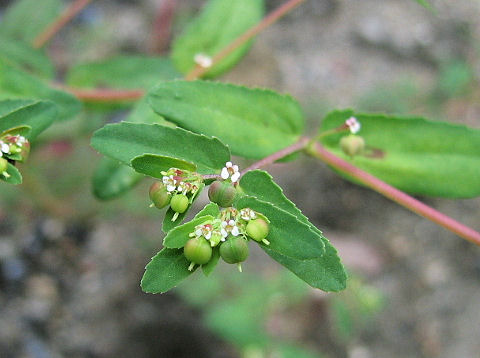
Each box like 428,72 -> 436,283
149,0 -> 176,54
61,86 -> 144,103
306,142 -> 480,246
241,137 -> 310,175
185,0 -> 306,80
33,0 -> 93,48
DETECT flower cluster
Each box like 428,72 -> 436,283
0,133 -> 30,178
184,206 -> 270,272
189,207 -> 269,248
161,168 -> 202,196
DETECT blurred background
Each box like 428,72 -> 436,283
1,0 -> 480,357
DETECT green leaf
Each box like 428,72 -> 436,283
163,183 -> 205,232
262,237 -> 347,292
194,202 -> 220,219
202,246 -> 220,276
163,215 -> 215,248
0,35 -> 54,78
0,0 -> 62,43
141,247 -> 194,293
131,154 -> 197,178
238,170 -> 346,291
235,196 -> 325,260
171,0 -> 264,78
239,170 -> 310,227
148,80 -> 304,159
1,163 -> 22,185
0,58 -> 81,121
0,125 -> 32,138
92,158 -> 144,200
90,97 -> 171,200
0,99 -> 57,139
66,55 -> 181,89
320,109 -> 480,198
91,122 -> 230,174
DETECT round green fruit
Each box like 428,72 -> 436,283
340,135 -> 365,157
220,237 -> 249,264
170,194 -> 189,213
246,219 -> 269,242
184,237 -> 212,265
208,180 -> 237,207
149,181 -> 170,209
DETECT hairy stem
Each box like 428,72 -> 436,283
241,137 -> 310,175
185,0 -> 307,80
306,142 -> 480,246
33,0 -> 93,48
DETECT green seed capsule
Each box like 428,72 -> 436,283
0,157 -> 8,173
208,180 -> 237,207
184,237 -> 212,265
170,194 -> 189,213
246,218 -> 269,242
220,236 -> 249,264
340,134 -> 365,157
149,181 -> 171,209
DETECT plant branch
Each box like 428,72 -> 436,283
185,0 -> 307,80
60,86 -> 144,103
149,0 -> 176,54
306,142 -> 480,246
241,137 -> 310,176
33,0 -> 93,48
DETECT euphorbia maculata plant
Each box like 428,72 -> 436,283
0,0 -> 479,294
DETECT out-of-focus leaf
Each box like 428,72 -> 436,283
92,157 -> 144,200
320,109 -> 480,198
0,35 -> 54,78
66,55 -> 181,89
148,80 -> 304,159
141,248 -> 194,293
0,0 -> 62,43
0,58 -> 81,121
171,0 -> 264,78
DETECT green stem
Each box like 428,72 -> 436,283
305,141 -> 480,246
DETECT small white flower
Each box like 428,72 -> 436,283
240,208 -> 257,221
231,226 -> 240,237
194,53 -> 213,68
162,175 -> 177,192
0,141 -> 9,154
220,161 -> 240,182
221,229 -> 228,239
345,117 -> 361,134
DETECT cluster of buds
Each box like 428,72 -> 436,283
149,168 -> 203,221
0,133 -> 30,178
184,207 -> 270,272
